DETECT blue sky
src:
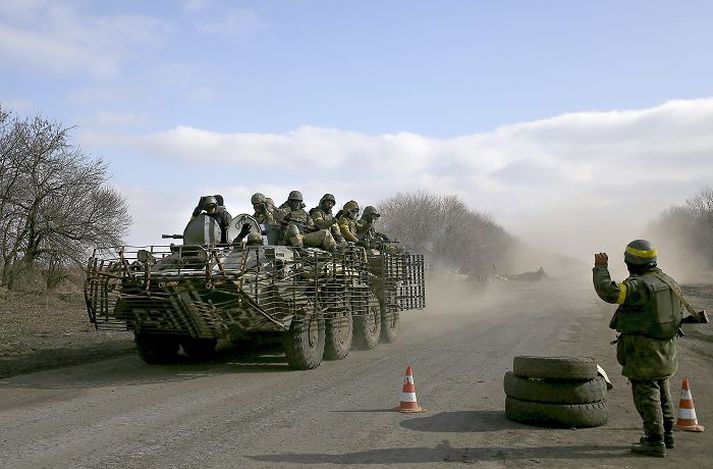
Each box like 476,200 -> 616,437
2,0 -> 713,265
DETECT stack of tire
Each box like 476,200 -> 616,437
504,356 -> 608,428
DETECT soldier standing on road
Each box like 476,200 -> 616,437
191,195 -> 232,243
593,239 -> 685,457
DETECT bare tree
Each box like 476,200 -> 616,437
0,104 -> 132,289
377,191 -> 513,278
647,186 -> 713,271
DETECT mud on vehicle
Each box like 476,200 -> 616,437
84,214 -> 426,369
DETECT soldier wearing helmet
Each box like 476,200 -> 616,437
337,200 -> 362,243
310,193 -> 345,245
251,192 -> 275,225
275,190 -> 337,251
191,194 -> 232,243
593,239 -> 693,457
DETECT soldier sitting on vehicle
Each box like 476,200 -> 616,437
310,193 -> 346,245
275,190 -> 338,252
337,200 -> 363,244
191,195 -> 232,243
251,192 -> 276,225
357,206 -> 403,253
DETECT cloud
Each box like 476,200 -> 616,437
195,8 -> 264,38
0,2 -> 172,78
91,98 -> 713,259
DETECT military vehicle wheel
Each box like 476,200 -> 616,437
353,297 -> 381,350
284,315 -> 325,370
181,338 -> 218,360
135,333 -> 180,364
324,314 -> 353,360
380,311 -> 399,343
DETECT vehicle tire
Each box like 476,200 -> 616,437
135,333 -> 180,364
503,371 -> 607,404
324,313 -> 353,360
505,396 -> 608,428
380,310 -> 399,343
352,297 -> 381,350
181,338 -> 218,360
513,356 -> 598,381
284,315 -> 325,370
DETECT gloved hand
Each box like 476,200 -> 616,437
594,252 -> 608,268
192,196 -> 207,217
237,223 -> 252,240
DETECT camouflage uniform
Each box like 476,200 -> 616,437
276,201 -> 337,251
337,200 -> 362,243
593,265 -> 682,446
251,193 -> 275,225
310,194 -> 345,245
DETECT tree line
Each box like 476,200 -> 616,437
647,186 -> 713,271
0,104 -> 131,290
377,191 -> 514,279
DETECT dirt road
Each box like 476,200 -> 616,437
1,278 -> 711,468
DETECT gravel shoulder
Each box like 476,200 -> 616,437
0,289 -> 133,378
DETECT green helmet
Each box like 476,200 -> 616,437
320,193 -> 336,205
251,193 -> 266,205
343,200 -> 359,211
203,196 -> 218,208
363,206 -> 380,218
288,190 -> 303,202
625,239 -> 657,266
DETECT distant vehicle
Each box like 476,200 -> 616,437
84,214 -> 426,369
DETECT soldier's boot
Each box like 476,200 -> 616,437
663,419 -> 675,449
632,436 -> 666,458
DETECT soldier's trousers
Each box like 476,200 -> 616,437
630,378 -> 674,439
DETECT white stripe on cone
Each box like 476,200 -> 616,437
678,408 -> 698,420
405,376 -> 414,384
681,389 -> 693,400
400,392 -> 417,402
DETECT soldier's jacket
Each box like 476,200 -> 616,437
593,266 -> 681,379
275,208 -> 315,233
337,215 -> 361,242
254,210 -> 275,225
309,206 -> 337,230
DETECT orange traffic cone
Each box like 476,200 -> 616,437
674,378 -> 705,432
396,366 -> 426,413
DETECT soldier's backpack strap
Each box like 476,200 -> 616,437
652,272 -> 707,323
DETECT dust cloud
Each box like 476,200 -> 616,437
404,271 -> 592,340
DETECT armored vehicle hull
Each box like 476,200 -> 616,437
85,216 -> 425,369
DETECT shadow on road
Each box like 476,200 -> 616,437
0,351 -> 295,389
248,439 -> 633,465
399,410 -> 538,433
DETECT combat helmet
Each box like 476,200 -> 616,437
343,200 -> 359,212
363,206 -> 380,218
251,193 -> 266,205
288,190 -> 304,202
203,195 -> 218,208
320,193 -> 336,205
624,239 -> 657,266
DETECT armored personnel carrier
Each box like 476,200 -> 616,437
84,213 -> 425,369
